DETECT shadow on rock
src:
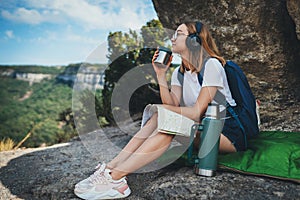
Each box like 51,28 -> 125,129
1,129 -> 299,200
0,142 -> 92,199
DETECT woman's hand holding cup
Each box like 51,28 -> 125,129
152,47 -> 173,76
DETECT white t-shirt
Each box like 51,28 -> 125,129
171,58 -> 236,107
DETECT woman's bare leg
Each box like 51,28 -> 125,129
107,114 -> 158,169
219,134 -> 236,153
106,117 -> 235,179
110,132 -> 174,180
109,132 -> 235,175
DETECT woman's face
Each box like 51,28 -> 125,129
171,24 -> 189,54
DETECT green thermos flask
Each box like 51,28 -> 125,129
195,103 -> 224,176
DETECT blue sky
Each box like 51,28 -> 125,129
0,0 -> 158,66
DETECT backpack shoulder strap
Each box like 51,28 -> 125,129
177,67 -> 185,106
177,66 -> 184,86
197,64 -> 205,85
177,59 -> 208,86
197,59 -> 227,106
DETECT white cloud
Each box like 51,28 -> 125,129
65,34 -> 100,44
0,0 -> 157,65
5,30 -> 14,39
28,29 -> 100,46
1,7 -> 65,25
2,8 -> 42,25
1,0 -> 157,31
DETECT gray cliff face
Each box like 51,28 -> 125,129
15,73 -> 53,85
152,0 -> 300,129
0,66 -> 105,89
152,0 -> 300,73
287,0 -> 300,40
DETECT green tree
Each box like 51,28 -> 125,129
102,19 -> 169,125
0,77 -> 73,147
141,19 -> 169,47
56,107 -> 77,143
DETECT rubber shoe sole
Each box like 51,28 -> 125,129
74,186 -> 131,200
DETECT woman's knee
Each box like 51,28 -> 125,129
149,113 -> 158,124
143,113 -> 158,128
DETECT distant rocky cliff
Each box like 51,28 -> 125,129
56,65 -> 105,90
0,64 -> 106,89
15,73 -> 53,85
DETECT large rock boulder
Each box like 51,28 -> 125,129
152,0 -> 300,129
1,128 -> 299,199
287,0 -> 300,40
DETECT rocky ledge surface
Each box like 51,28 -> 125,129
0,122 -> 299,200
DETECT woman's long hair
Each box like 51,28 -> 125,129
180,21 -> 226,73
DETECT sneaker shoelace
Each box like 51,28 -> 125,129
87,163 -> 109,184
95,163 -> 106,171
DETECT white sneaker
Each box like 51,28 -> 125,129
75,163 -> 107,192
74,164 -> 131,200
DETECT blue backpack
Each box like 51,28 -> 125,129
177,60 -> 259,147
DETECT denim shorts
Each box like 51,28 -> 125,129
222,106 -> 247,152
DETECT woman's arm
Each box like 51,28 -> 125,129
152,49 -> 180,106
156,75 -> 181,106
163,86 -> 218,122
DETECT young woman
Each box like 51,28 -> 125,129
74,21 -> 248,200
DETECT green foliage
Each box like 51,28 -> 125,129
0,78 -> 31,107
73,89 -> 103,134
0,77 -> 75,147
107,30 -> 142,63
56,107 -> 76,143
0,18 -> 173,147
141,19 -> 170,48
0,65 -> 65,74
